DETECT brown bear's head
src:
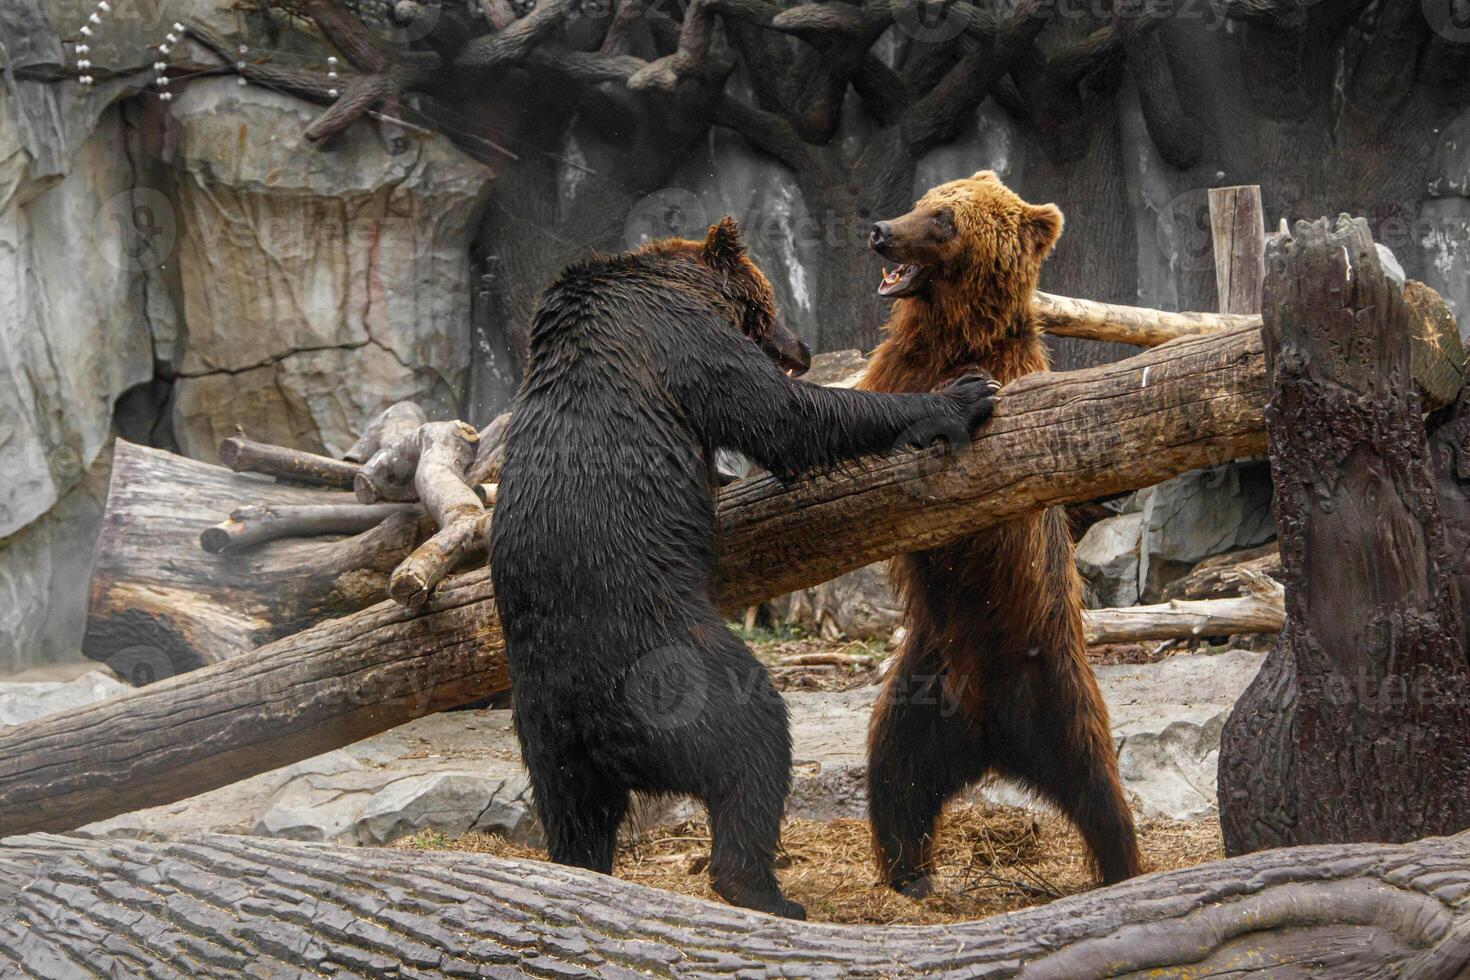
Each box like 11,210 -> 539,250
638,216 -> 811,377
869,171 -> 1062,313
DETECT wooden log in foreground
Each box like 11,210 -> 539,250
2,831 -> 1470,977
23,326 -> 1268,839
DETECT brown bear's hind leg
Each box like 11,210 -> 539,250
989,660 -> 1143,885
868,637 -> 988,897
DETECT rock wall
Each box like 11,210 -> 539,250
0,4 -> 493,671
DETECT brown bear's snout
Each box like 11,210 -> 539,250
870,221 -> 893,254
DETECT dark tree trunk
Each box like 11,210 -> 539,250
1430,389 -> 1470,658
3,831 -> 1470,977
1218,215 -> 1470,855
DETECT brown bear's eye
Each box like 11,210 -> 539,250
932,211 -> 954,232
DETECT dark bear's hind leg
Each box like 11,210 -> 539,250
867,644 -> 986,898
683,644 -> 806,920
521,729 -> 630,875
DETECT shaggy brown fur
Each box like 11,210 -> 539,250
861,171 -> 1143,894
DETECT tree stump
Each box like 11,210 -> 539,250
1218,216 -> 1470,855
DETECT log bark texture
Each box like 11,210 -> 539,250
84,447 -> 435,676
1430,390 -> 1470,658
2,831 -> 1470,978
40,327 -> 1265,840
1218,217 -> 1470,857
1032,290 -> 1257,347
1207,185 -> 1266,316
1161,544 -> 1282,601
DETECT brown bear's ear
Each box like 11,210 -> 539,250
700,216 -> 745,269
970,170 -> 999,182
1023,203 -> 1064,259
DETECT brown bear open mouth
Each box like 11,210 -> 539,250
878,263 -> 930,297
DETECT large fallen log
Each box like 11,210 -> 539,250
2,830 -> 1469,977
23,326 -> 1269,838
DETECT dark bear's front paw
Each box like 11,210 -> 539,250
774,898 -> 808,920
939,370 -> 1001,433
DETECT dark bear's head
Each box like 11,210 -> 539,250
639,217 -> 811,377
868,171 -> 1062,311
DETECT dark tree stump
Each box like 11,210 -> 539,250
2,832 -> 1470,977
1219,216 -> 1470,855
1430,389 -> 1470,659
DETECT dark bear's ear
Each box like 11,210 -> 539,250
1023,203 -> 1063,259
700,216 -> 745,269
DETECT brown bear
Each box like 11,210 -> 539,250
861,171 -> 1143,894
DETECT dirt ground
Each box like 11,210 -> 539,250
396,803 -> 1223,925
394,626 -> 1226,925
740,627 -> 1230,693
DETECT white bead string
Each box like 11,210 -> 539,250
327,55 -> 339,99
151,21 -> 186,101
74,0 -> 113,86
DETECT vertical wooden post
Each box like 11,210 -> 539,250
1218,216 -> 1470,855
1208,185 -> 1265,315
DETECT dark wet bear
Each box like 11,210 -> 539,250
490,218 -> 998,918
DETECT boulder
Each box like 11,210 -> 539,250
0,671 -> 128,728
1075,512 -> 1143,608
1136,462 -> 1275,600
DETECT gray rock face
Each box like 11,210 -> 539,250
1136,463 -> 1275,600
0,70 -> 492,669
0,86 -> 153,671
164,81 -> 491,458
64,652 -> 1262,845
1075,512 -> 1144,609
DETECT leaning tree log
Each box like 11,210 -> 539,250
1218,216 -> 1470,857
40,277 -> 1468,840
19,325 -> 1271,839
85,279 -> 1464,669
2,831 -> 1470,977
